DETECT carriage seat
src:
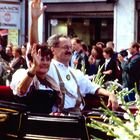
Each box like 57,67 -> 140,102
0,86 -> 15,101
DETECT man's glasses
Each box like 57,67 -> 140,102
59,45 -> 72,50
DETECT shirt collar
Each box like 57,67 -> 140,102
52,59 -> 67,68
105,58 -> 111,63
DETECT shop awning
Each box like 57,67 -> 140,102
44,0 -> 117,3
0,29 -> 8,36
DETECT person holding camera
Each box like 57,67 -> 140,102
118,42 -> 140,102
117,49 -> 128,88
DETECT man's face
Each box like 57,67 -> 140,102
71,39 -> 81,52
129,46 -> 135,55
91,48 -> 98,58
6,47 -> 12,55
103,51 -> 110,59
21,46 -> 26,55
52,37 -> 72,64
71,39 -> 77,51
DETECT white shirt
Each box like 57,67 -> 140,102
104,58 -> 111,70
70,51 -> 78,68
47,59 -> 100,109
10,69 -> 51,96
10,68 -> 58,112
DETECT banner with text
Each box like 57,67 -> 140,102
8,29 -> 18,47
0,3 -> 21,29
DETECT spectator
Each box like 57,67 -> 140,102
6,47 -> 27,84
118,42 -> 140,102
96,41 -> 105,49
102,47 -> 117,83
70,37 -> 90,74
117,49 -> 128,87
106,41 -> 118,61
0,44 -> 13,62
88,45 -> 104,76
21,43 -> 27,59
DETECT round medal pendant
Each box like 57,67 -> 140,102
66,74 -> 71,80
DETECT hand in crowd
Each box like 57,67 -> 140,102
31,44 -> 42,69
103,70 -> 112,75
97,88 -> 119,111
88,55 -> 96,64
73,59 -> 78,65
107,93 -> 119,111
31,0 -> 47,20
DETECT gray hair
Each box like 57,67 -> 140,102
47,33 -> 68,49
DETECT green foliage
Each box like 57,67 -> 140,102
87,84 -> 140,140
92,64 -> 105,87
74,60 -> 86,75
81,60 -> 86,75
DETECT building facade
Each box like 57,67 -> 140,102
136,0 -> 140,42
114,0 -> 136,51
27,0 -> 139,51
0,0 -> 134,50
1,0 -> 139,51
0,0 -> 27,47
41,0 -> 115,50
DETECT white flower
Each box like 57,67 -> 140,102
123,113 -> 130,120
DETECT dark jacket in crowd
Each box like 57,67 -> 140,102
121,53 -> 140,91
103,58 -> 117,83
75,51 -> 90,74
